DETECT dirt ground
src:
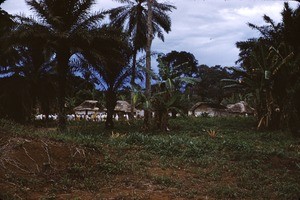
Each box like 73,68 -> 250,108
0,130 -> 209,200
1,128 -> 299,199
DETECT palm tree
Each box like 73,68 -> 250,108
108,0 -> 176,119
18,0 -> 108,131
100,64 -> 132,129
1,7 -> 58,122
144,0 -> 154,129
281,2 -> 300,134
0,0 -> 11,29
78,27 -> 132,129
0,34 -> 57,121
108,0 -> 175,80
0,0 -> 14,67
281,2 -> 300,55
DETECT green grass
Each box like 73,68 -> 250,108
151,175 -> 181,188
1,117 -> 300,199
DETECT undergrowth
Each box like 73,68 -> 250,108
0,117 -> 299,199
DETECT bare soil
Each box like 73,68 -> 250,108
0,130 -> 204,199
1,129 -> 299,199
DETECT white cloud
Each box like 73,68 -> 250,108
1,0 -> 31,15
152,0 -> 289,66
2,0 -> 297,67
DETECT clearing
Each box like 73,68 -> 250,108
0,117 -> 299,199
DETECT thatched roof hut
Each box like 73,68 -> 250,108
74,100 -> 99,115
114,100 -> 136,113
189,102 -> 227,117
226,101 -> 255,115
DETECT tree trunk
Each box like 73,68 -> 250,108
160,111 -> 169,131
56,51 -> 68,132
266,89 -> 281,130
144,0 -> 154,130
171,110 -> 177,118
257,86 -> 281,130
105,90 -> 117,129
130,50 -> 138,119
156,110 -> 169,131
287,101 -> 300,136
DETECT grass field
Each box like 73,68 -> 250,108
0,117 -> 299,199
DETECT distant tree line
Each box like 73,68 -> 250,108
1,0 -> 299,134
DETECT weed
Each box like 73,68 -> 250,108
207,129 -> 217,138
0,192 -> 18,200
1,117 -> 299,199
83,177 -> 98,191
209,185 -> 241,199
138,151 -> 153,161
59,174 -> 73,189
68,163 -> 85,174
151,175 -> 180,188
180,189 -> 200,198
95,156 -> 129,175
40,193 -> 57,200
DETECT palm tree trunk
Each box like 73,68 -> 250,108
160,111 -> 169,131
130,50 -> 138,119
156,109 -> 169,131
144,0 -> 154,129
105,90 -> 117,129
56,51 -> 68,132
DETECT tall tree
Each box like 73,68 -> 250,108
108,0 -> 175,84
158,51 -> 198,79
233,2 -> 300,132
108,0 -> 175,118
79,27 -> 132,129
19,0 -> 109,131
0,0 -> 14,67
143,0 -> 154,129
194,65 -> 234,104
0,33 -> 57,121
0,0 -> 10,28
157,51 -> 199,117
282,2 -> 300,55
99,63 -> 131,129
150,59 -> 199,130
0,23 -> 56,122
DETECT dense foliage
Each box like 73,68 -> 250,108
0,1 -> 299,134
224,2 -> 300,134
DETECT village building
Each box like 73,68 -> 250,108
113,100 -> 136,120
188,102 -> 228,117
73,100 -> 144,120
189,101 -> 255,117
73,100 -> 100,116
226,101 -> 255,116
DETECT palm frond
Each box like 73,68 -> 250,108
73,0 -> 96,23
113,0 -> 134,5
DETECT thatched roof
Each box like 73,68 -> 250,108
74,100 -> 99,111
226,101 -> 254,114
189,102 -> 227,112
114,100 -> 135,113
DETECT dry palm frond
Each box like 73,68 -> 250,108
111,131 -> 125,139
207,129 -> 217,138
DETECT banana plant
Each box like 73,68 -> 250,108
136,58 -> 200,131
223,42 -> 296,130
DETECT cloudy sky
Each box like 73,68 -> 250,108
1,0 -> 298,67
